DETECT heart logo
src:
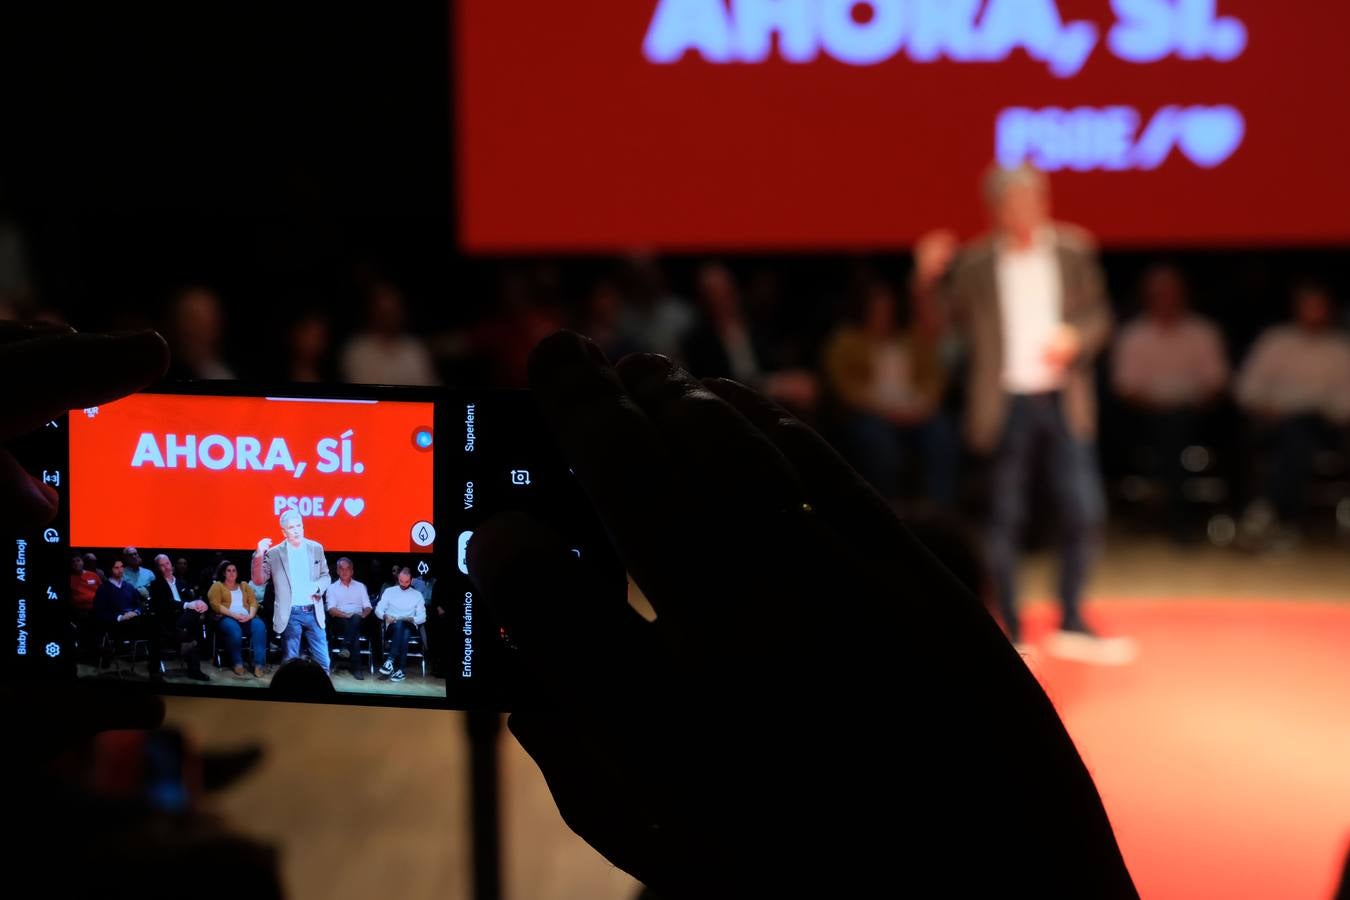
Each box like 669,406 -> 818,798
343,497 -> 365,517
1178,106 -> 1244,169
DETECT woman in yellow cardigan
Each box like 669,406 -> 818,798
208,559 -> 268,677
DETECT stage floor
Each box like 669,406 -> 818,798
1022,597 -> 1350,900
163,537 -> 1350,899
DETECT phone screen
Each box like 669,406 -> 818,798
5,382 -> 620,710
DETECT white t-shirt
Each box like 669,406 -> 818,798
1236,325 -> 1350,422
341,334 -> 439,386
286,542 -> 312,604
996,233 -> 1064,394
1113,315 -> 1229,406
228,587 -> 246,616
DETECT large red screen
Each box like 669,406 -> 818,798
457,1 -> 1350,250
69,394 -> 435,553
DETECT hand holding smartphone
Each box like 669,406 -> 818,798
6,378 -> 621,710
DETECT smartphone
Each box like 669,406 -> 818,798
5,381 -> 621,710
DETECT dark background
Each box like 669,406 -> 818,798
0,4 -> 1344,378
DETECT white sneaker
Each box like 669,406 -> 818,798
1044,630 -> 1138,666
391,669 -> 406,682
379,658 -> 394,676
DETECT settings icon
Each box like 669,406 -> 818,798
44,642 -> 61,658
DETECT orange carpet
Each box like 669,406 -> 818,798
1021,599 -> 1350,899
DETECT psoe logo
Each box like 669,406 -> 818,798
996,104 -> 1245,171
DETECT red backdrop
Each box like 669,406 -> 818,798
69,394 -> 435,553
457,1 -> 1350,250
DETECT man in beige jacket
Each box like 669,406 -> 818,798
252,508 -> 332,673
943,165 -> 1131,663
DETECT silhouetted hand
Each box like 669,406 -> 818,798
1043,321 -> 1085,372
469,332 -> 1137,898
0,322 -> 169,532
0,323 -> 169,761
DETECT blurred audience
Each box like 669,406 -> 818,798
286,309 -> 335,383
681,262 -> 818,413
1113,265 -> 1230,539
575,278 -> 634,361
166,286 -> 235,380
445,267 -> 563,387
1236,282 -> 1350,538
340,279 -> 439,386
823,277 -> 956,508
681,262 -> 763,383
615,251 -> 698,357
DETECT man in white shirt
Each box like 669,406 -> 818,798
252,509 -> 332,674
946,164 -> 1131,664
374,566 -> 426,683
325,557 -> 373,680
1113,265 -> 1230,538
339,280 -> 439,386
1236,282 -> 1350,530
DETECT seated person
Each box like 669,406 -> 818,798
92,557 -> 163,681
1236,282 -> 1350,533
374,566 -> 426,682
149,553 -> 210,681
81,551 -> 105,580
120,545 -> 156,600
173,557 -> 200,602
1112,265 -> 1229,536
324,557 -> 373,680
70,553 -> 102,610
69,554 -> 102,662
680,262 -> 818,414
822,278 -> 955,508
208,560 -> 268,678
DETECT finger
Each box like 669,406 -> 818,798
700,378 -> 909,551
467,511 -> 659,704
0,448 -> 59,531
527,332 -> 704,626
0,331 -> 170,440
614,354 -> 803,516
508,711 -> 668,886
0,320 -> 76,344
702,378 -> 1000,637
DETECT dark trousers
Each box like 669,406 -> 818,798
1251,414 -> 1341,523
386,619 -> 414,670
102,609 -> 202,671
337,612 -> 379,665
217,615 -> 267,668
103,614 -> 161,665
1135,407 -> 1205,534
986,394 -> 1105,642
